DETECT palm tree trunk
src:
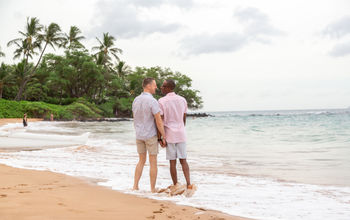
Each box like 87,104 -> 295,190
15,78 -> 30,101
30,42 -> 48,76
15,42 -> 48,101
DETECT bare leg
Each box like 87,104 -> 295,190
133,153 -> 146,190
149,154 -> 158,192
169,160 -> 177,185
179,159 -> 191,187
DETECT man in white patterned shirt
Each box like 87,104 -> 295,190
132,78 -> 166,193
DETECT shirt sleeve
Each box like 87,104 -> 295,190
184,98 -> 188,113
132,99 -> 136,113
151,98 -> 161,115
158,99 -> 164,115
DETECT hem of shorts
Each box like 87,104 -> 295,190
166,141 -> 187,144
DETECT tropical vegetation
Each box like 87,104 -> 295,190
0,17 -> 202,119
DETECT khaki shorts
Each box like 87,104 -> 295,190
136,136 -> 159,155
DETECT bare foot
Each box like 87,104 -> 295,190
132,186 -> 139,191
151,188 -> 160,193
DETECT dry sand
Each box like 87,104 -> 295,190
0,119 -> 252,220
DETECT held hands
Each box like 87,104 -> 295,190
158,137 -> 167,148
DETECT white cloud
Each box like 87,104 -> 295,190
180,7 -> 284,55
180,32 -> 247,55
329,40 -> 350,57
89,0 -> 185,39
125,0 -> 193,8
323,15 -> 350,38
322,15 -> 350,57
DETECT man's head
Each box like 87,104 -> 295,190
142,77 -> 157,94
161,79 -> 176,95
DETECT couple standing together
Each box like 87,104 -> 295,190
132,78 -> 195,196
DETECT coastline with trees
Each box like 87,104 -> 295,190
0,17 -> 203,120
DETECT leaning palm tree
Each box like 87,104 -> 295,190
62,26 -> 85,50
13,23 -> 65,101
33,22 -> 64,71
7,17 -> 43,100
92,32 -> 122,66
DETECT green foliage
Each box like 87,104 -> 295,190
0,99 -> 102,120
126,66 -> 203,109
1,17 -> 203,119
97,100 -> 117,117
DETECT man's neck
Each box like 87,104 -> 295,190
166,91 -> 174,95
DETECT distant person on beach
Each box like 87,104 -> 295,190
132,77 -> 167,193
50,113 -> 54,121
159,79 -> 196,196
23,113 -> 28,127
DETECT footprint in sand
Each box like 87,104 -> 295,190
39,187 -> 53,190
0,194 -> 7,198
146,215 -> 155,219
153,209 -> 164,214
18,184 -> 28,186
160,204 -> 169,209
18,191 -> 31,193
1,187 -> 11,190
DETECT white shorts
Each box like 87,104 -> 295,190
166,142 -> 187,160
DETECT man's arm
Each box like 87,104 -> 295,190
154,112 -> 166,145
183,113 -> 186,126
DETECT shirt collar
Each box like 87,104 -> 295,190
142,92 -> 152,96
166,92 -> 176,96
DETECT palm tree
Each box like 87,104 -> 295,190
0,46 -> 5,57
114,61 -> 131,78
11,39 -> 38,61
62,26 -> 85,50
7,17 -> 43,100
7,17 -> 43,65
92,32 -> 122,66
33,23 -> 64,71
15,22 -> 64,101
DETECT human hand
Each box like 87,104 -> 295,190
161,138 -> 167,147
159,138 -> 167,147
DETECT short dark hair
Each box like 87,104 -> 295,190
142,77 -> 155,88
165,79 -> 176,90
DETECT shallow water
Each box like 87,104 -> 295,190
0,109 -> 350,220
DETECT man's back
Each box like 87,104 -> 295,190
132,92 -> 160,140
159,92 -> 187,143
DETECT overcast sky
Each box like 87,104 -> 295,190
1,0 -> 350,111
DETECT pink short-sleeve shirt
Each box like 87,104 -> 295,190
158,92 -> 187,143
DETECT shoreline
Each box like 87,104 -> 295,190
0,119 -> 251,220
0,164 -> 251,220
0,118 -> 44,127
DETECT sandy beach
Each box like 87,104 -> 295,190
0,119 -> 250,220
0,118 -> 44,126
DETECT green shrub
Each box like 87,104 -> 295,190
0,99 -> 102,120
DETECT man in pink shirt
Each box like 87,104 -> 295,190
159,79 -> 195,195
